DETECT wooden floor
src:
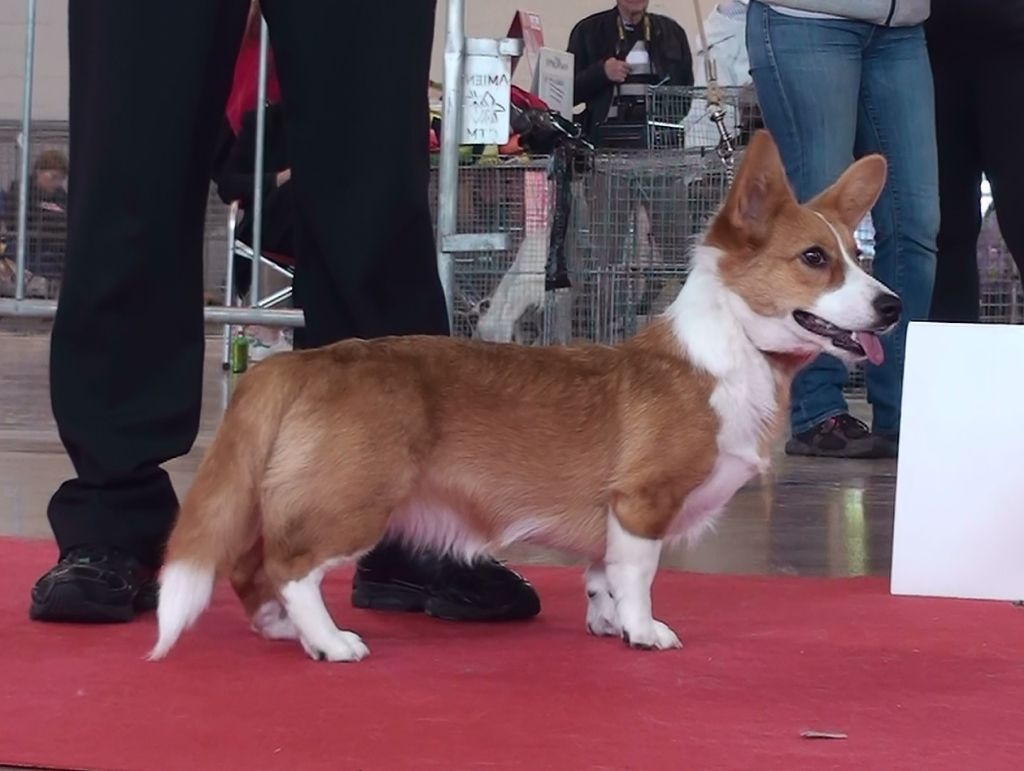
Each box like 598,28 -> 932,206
0,327 -> 897,578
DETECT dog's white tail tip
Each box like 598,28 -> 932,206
148,560 -> 215,661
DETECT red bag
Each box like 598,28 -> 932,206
511,86 -> 549,111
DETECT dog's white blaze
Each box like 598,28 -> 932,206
809,211 -> 894,331
280,558 -> 369,663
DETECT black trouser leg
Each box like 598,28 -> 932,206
978,48 -> 1024,281
259,0 -> 447,563
260,0 -> 449,349
927,34 -> 983,323
48,0 -> 248,569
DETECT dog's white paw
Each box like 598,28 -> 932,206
586,592 -> 621,637
300,630 -> 370,663
622,620 -> 683,651
251,601 -> 300,641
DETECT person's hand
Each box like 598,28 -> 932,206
604,58 -> 631,84
276,169 -> 292,187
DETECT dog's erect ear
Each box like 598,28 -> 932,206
810,154 -> 887,231
709,130 -> 796,249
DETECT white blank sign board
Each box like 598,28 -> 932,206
891,321 -> 1024,602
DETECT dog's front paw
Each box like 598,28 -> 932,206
622,620 -> 683,651
300,630 -> 370,663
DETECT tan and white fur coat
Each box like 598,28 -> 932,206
150,131 -> 900,662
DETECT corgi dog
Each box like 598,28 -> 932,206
149,131 -> 900,663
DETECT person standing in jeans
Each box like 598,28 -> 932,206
746,0 -> 938,458
926,0 -> 1024,322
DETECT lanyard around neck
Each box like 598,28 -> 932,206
617,13 -> 652,43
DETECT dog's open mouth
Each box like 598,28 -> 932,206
792,310 -> 885,365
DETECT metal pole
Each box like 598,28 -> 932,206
250,17 -> 269,310
14,0 -> 37,302
222,203 -> 238,368
436,0 -> 466,327
0,298 -> 306,326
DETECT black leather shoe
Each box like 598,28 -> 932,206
29,546 -> 158,623
352,540 -> 540,621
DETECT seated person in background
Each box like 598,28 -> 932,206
568,0 -> 694,141
2,150 -> 69,292
212,101 -> 295,289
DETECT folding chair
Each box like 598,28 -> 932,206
221,200 -> 296,368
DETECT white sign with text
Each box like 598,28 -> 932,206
536,47 -> 574,119
461,55 -> 512,146
891,321 -> 1024,602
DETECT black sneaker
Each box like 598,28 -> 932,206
785,413 -> 884,459
352,540 -> 540,622
29,546 -> 159,623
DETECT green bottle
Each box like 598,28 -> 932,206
230,328 -> 249,374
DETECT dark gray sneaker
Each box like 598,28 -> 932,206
785,414 -> 886,459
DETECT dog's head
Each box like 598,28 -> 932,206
705,130 -> 900,366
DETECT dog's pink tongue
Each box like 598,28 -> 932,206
856,332 -> 885,366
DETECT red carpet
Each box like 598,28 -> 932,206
1,537 -> 1022,771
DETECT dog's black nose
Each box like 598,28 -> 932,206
873,293 -> 902,326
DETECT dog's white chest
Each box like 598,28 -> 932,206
669,452 -> 758,539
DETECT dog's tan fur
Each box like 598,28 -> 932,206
152,131 -> 893,661
172,319 -> 720,610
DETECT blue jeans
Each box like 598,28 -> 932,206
746,1 -> 938,437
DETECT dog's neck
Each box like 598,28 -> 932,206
659,246 -> 782,465
661,246 -> 809,384
664,247 -> 756,374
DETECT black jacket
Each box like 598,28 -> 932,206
211,102 -> 294,256
568,7 -> 693,137
926,0 -> 1024,49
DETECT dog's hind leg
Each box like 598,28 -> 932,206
275,559 -> 369,662
262,503 -> 390,663
230,538 -> 298,641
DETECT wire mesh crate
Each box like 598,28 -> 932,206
978,207 -> 1023,324
646,84 -> 762,153
430,155 -> 555,343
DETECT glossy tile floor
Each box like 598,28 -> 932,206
0,328 -> 897,578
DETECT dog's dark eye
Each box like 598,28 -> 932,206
800,247 -> 828,269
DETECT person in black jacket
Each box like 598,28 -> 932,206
927,0 -> 1024,322
211,102 -> 295,299
568,0 -> 694,141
